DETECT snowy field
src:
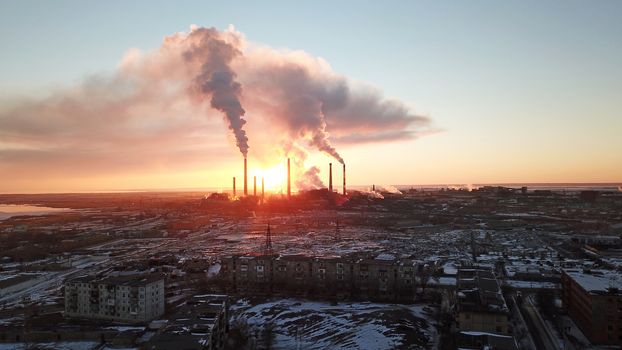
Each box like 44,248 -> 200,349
0,342 -> 101,350
230,298 -> 438,350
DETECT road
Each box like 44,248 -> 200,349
519,295 -> 560,350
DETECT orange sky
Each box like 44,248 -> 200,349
1,4 -> 622,193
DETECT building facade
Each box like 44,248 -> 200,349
147,294 -> 229,350
455,267 -> 510,335
561,269 -> 622,345
65,274 -> 164,323
219,253 -> 417,302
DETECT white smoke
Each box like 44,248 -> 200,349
375,185 -> 402,195
0,25 -> 434,190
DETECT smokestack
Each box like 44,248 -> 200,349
372,184 -> 375,192
254,176 -> 257,196
244,157 -> 248,196
329,163 -> 333,192
261,177 -> 265,203
287,158 -> 291,198
343,163 -> 346,195
233,177 -> 236,197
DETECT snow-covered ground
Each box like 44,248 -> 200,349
0,342 -> 99,350
230,298 -> 438,350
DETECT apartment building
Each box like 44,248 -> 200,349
561,269 -> 622,345
455,267 -> 510,335
220,252 -> 417,302
64,274 -> 164,323
147,294 -> 229,350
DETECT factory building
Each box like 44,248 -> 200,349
561,269 -> 622,345
64,274 -> 164,324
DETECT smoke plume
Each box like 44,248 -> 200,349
282,141 -> 325,191
375,185 -> 402,194
0,25 -> 433,191
183,28 -> 249,157
295,166 -> 324,191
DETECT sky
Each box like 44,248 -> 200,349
1,1 -> 621,193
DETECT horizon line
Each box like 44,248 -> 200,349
1,181 -> 621,195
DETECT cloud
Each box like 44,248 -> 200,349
0,26 -> 433,190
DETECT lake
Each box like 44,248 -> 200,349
0,204 -> 70,220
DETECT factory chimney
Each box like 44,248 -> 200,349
233,177 -> 236,197
253,176 -> 257,196
329,163 -> 333,192
261,177 -> 265,203
287,158 -> 291,198
243,157 -> 248,196
343,163 -> 346,195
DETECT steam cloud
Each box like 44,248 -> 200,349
296,166 -> 324,191
0,25 -> 432,190
183,28 -> 249,157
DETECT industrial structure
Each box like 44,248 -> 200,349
243,157 -> 248,196
261,176 -> 265,202
287,158 -> 291,198
343,163 -> 346,195
328,163 -> 333,192
232,157 -> 348,199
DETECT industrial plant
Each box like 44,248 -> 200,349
1,2 -> 621,350
230,157 -> 348,200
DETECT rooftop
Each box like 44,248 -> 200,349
457,267 -> 508,314
68,273 -> 163,287
563,269 -> 622,295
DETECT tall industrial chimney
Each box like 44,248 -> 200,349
329,163 -> 333,192
261,177 -> 265,203
343,163 -> 346,195
287,158 -> 291,198
253,176 -> 257,197
233,177 -> 236,197
243,157 -> 248,196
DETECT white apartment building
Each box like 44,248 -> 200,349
65,274 -> 164,323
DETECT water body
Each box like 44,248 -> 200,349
0,204 -> 70,221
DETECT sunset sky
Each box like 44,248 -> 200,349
1,1 -> 621,193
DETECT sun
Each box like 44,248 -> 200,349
250,163 -> 287,193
